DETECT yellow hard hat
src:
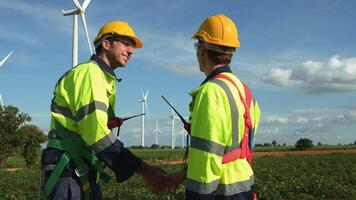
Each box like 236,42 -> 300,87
192,14 -> 239,48
93,21 -> 143,49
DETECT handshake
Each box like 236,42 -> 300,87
137,162 -> 187,193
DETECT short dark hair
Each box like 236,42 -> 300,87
206,49 -> 233,65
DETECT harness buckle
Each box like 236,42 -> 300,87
75,164 -> 89,177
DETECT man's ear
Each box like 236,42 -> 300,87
101,40 -> 111,51
199,47 -> 207,57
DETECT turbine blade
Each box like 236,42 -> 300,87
82,0 -> 91,11
0,51 -> 13,68
72,0 -> 83,11
140,88 -> 144,98
0,93 -> 3,108
80,13 -> 93,54
144,89 -> 149,99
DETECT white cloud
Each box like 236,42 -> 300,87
136,32 -> 200,76
257,106 -> 356,144
262,55 -> 356,94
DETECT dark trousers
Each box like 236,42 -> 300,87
49,176 -> 102,200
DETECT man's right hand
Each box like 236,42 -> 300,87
137,162 -> 168,193
184,123 -> 191,134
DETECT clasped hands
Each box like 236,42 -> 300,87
138,162 -> 186,193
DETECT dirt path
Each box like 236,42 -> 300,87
3,168 -> 22,172
155,149 -> 356,165
254,149 -> 356,157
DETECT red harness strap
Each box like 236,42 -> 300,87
213,74 -> 253,165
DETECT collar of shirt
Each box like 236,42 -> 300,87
90,54 -> 117,79
201,66 -> 232,86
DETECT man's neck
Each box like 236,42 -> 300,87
204,64 -> 225,77
98,53 -> 113,69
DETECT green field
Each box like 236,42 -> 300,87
0,149 -> 355,200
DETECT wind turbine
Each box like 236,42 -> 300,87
62,0 -> 93,67
138,88 -> 149,147
0,51 -> 12,108
179,127 -> 187,148
153,120 -> 162,145
169,107 -> 180,149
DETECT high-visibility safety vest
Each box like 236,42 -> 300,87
42,55 -> 141,199
186,66 -> 261,199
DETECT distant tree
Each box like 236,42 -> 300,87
263,143 -> 272,147
283,143 -> 286,146
272,140 -> 278,146
354,140 -> 356,145
0,105 -> 31,168
295,138 -> 314,151
150,144 -> 159,149
318,142 -> 322,146
16,125 -> 47,167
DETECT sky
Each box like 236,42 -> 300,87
0,0 -> 355,147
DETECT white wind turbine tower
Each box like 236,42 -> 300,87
138,88 -> 149,147
169,107 -> 180,149
0,51 -> 13,109
153,120 -> 162,145
179,127 -> 187,148
62,0 -> 93,67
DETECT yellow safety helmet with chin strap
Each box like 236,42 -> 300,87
192,14 -> 240,49
94,21 -> 143,49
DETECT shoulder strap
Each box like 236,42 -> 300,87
213,74 -> 252,129
212,73 -> 254,165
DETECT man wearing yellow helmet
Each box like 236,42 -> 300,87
40,21 -> 166,199
169,14 -> 261,200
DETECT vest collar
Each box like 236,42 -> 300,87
201,66 -> 232,85
90,54 -> 117,79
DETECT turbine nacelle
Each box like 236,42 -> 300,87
62,8 -> 81,16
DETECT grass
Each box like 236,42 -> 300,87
1,146 -> 355,199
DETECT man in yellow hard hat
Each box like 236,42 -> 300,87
40,21 -> 167,199
169,14 -> 261,200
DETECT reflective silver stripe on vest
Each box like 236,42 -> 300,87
76,101 -> 107,121
91,131 -> 117,154
186,176 -> 254,196
51,100 -> 107,122
48,129 -> 81,141
210,79 -> 240,151
186,178 -> 221,194
215,175 -> 254,196
51,100 -> 76,121
190,136 -> 226,156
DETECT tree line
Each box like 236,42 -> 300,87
0,105 -> 46,168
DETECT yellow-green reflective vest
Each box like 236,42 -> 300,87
186,72 -> 261,196
50,60 -> 116,148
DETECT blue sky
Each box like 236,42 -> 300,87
0,0 -> 355,147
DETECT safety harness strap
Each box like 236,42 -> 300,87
212,74 -> 253,164
42,120 -> 111,199
42,151 -> 70,200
